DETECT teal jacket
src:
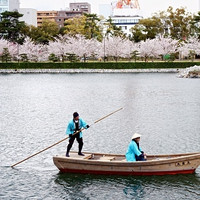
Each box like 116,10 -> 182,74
125,140 -> 142,162
66,118 -> 88,138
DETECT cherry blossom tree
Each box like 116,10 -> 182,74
137,39 -> 160,62
178,37 -> 200,61
19,37 -> 48,62
48,35 -> 71,62
68,35 -> 101,62
99,36 -> 135,62
0,39 -> 9,56
1,34 -> 200,62
0,39 -> 17,59
123,39 -> 138,61
137,37 -> 178,61
155,36 -> 178,59
48,35 -> 100,62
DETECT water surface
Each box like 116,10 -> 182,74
0,73 -> 200,199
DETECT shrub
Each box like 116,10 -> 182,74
48,53 -> 59,62
66,53 -> 79,63
19,54 -> 29,62
0,62 -> 200,69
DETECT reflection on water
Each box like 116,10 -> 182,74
54,172 -> 200,200
0,73 -> 200,199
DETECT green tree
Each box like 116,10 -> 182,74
64,15 -> 87,36
59,26 -> 67,35
23,25 -> 48,44
0,48 -> 11,62
24,20 -> 59,44
83,13 -> 103,41
0,11 -> 26,44
64,14 -> 103,41
40,20 -> 59,36
130,7 -> 192,42
190,12 -> 200,38
166,6 -> 192,40
131,50 -> 139,62
105,17 -> 125,37
130,25 -> 146,42
130,17 -> 164,42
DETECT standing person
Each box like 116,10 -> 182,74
125,133 -> 147,162
66,112 -> 89,157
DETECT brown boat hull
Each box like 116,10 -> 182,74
58,168 -> 195,176
53,152 -> 200,176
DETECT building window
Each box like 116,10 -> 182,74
0,0 -> 8,5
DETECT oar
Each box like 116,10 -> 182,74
11,107 -> 123,168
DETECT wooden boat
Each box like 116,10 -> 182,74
53,152 -> 200,176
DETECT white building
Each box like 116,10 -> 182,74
19,8 -> 37,27
199,0 -> 200,10
0,0 -> 20,13
111,0 -> 143,36
112,15 -> 142,35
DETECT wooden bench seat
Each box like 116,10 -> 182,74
99,156 -> 115,161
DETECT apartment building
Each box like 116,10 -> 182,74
37,2 -> 91,27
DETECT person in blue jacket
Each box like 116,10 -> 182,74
126,133 -> 147,162
66,112 -> 89,157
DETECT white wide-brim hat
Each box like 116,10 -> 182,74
131,133 -> 141,140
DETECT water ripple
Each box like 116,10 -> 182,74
0,73 -> 200,199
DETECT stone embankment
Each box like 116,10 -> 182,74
0,68 -> 180,74
178,65 -> 200,78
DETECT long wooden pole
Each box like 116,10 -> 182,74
93,107 -> 123,125
11,107 -> 123,168
11,137 -> 69,168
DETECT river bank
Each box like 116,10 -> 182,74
0,68 -> 180,74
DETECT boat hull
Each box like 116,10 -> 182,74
58,168 -> 195,176
53,152 -> 200,176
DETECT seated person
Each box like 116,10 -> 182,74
126,133 -> 147,162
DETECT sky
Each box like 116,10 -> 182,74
20,0 -> 199,17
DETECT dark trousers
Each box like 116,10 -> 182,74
136,153 -> 146,161
66,133 -> 83,154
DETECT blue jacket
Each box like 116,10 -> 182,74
66,118 -> 88,138
125,140 -> 142,162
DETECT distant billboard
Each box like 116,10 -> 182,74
112,0 -> 140,9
